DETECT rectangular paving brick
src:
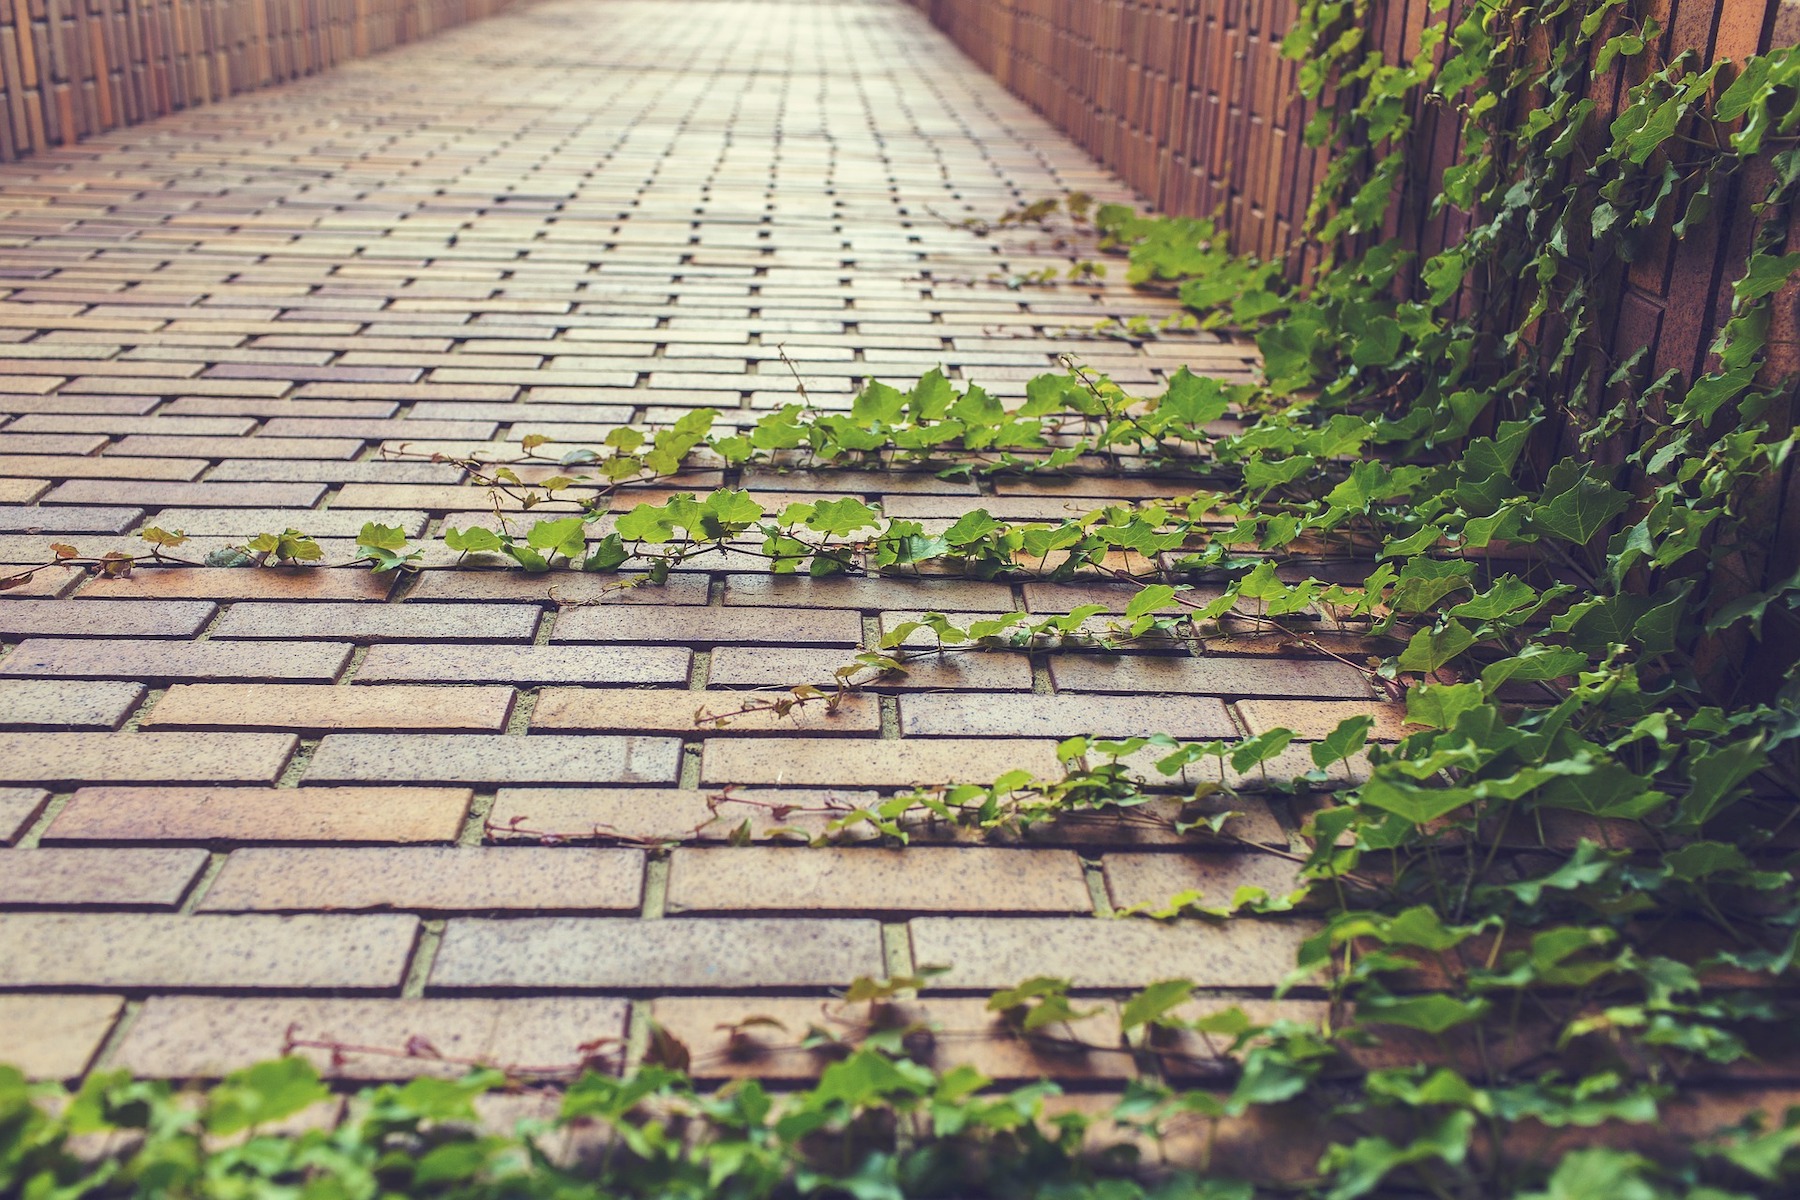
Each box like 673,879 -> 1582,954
665,847 -> 1091,915
722,574 -> 1016,610
80,568 -> 396,602
1101,853 -> 1307,914
0,455 -> 209,480
551,605 -> 864,647
701,737 -> 1062,787
0,504 -> 143,533
147,683 -> 516,732
535,688 -> 880,736
486,787 -> 883,845
898,692 -> 1236,738
307,734 -> 683,785
0,480 -> 50,503
0,847 -> 210,908
47,786 -> 473,844
112,996 -> 632,1079
0,638 -> 354,682
709,645 -> 1033,691
209,602 -> 539,642
1048,654 -> 1372,699
407,571 -> 711,605
0,599 -> 216,638
430,917 -> 884,990
354,643 -> 690,685
0,913 -> 418,989
0,679 -> 145,729
0,732 -> 297,785
0,787 -> 50,843
41,481 -> 328,508
908,916 -> 1316,989
197,847 -> 644,913
0,994 -> 125,1079
1235,699 -> 1411,741
652,995 -> 1129,1083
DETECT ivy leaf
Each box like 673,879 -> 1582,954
582,533 -> 630,573
526,517 -> 587,561
1396,620 -> 1476,672
806,497 -> 882,537
1404,682 -> 1484,730
1358,993 -> 1490,1034
1124,584 -> 1178,620
1530,460 -> 1630,546
204,1057 -> 328,1136
443,526 -> 503,555
1311,715 -> 1374,769
1118,979 -> 1195,1033
356,523 -> 410,552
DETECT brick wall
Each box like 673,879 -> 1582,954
913,0 -> 1800,672
0,0 -> 514,161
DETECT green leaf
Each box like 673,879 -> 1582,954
806,497 -> 882,537
1119,979 -> 1194,1032
1311,715 -> 1374,768
443,526 -> 503,555
1530,460 -> 1630,546
1358,993 -> 1489,1033
1405,682 -> 1484,730
1124,584 -> 1178,619
526,517 -> 587,560
204,1057 -> 328,1136
1397,620 -> 1477,672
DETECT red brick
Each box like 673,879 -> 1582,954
46,786 -> 472,844
0,731 -> 297,785
0,847 -> 209,907
147,683 -> 515,732
701,737 -> 1063,787
197,847 -> 643,913
0,913 -> 418,989
666,847 -> 1092,915
0,638 -> 353,682
112,996 -> 631,1080
430,917 -> 884,990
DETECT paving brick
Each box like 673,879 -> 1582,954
898,692 -> 1235,738
1235,699 -> 1411,741
908,916 -> 1316,989
306,734 -> 682,785
0,638 -> 353,682
0,479 -> 50,503
0,913 -> 418,989
81,568 -> 396,602
536,688 -> 880,735
0,504 -> 143,533
0,599 -> 216,639
1047,653 -> 1372,698
1101,852 -> 1308,913
0,455 -> 208,480
551,606 -> 864,647
354,643 -> 690,685
701,737 -> 1062,787
486,787 -> 883,844
209,602 -> 539,642
709,645 -> 1033,691
112,996 -> 632,1079
147,683 -> 515,732
0,731 -> 297,785
0,847 -> 209,907
109,435 -> 366,459
0,994 -> 125,1079
431,917 -> 884,990
0,679 -> 145,729
0,787 -> 50,843
197,847 -> 643,913
651,995 -> 1129,1082
407,571 -> 711,605
666,847 -> 1091,915
130,507 -> 429,537
46,786 -> 472,844
723,575 -> 1016,610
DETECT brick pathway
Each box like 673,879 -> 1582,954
0,0 -> 1386,1108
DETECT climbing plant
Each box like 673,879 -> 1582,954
7,0 -> 1800,1197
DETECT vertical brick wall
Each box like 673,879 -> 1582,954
914,0 -> 1800,648
0,0 -> 514,161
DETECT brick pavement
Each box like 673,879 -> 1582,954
0,0 -> 1393,1095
